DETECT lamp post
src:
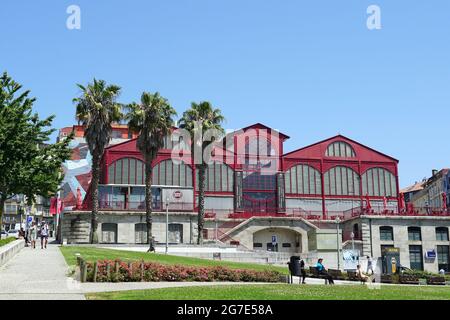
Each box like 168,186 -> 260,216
336,216 -> 341,270
351,231 -> 355,251
165,196 -> 169,254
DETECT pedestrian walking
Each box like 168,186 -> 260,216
29,222 -> 37,249
40,221 -> 49,249
300,259 -> 307,284
366,256 -> 374,275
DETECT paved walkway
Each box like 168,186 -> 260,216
0,240 -> 85,300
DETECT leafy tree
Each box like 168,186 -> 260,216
179,102 -> 224,245
73,79 -> 122,243
126,92 -> 176,251
0,72 -> 73,232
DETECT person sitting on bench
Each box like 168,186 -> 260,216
356,264 -> 371,283
315,258 -> 334,285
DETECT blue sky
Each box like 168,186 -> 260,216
1,1 -> 449,188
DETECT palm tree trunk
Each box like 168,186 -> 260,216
197,164 -> 207,245
145,159 -> 154,252
90,150 -> 100,244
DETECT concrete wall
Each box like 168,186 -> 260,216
62,211 -> 197,245
0,239 -> 25,267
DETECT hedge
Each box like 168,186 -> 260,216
0,237 -> 16,247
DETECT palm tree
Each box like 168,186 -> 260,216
126,92 -> 176,252
178,102 -> 225,245
73,79 -> 122,244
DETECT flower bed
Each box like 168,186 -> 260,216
83,259 -> 282,283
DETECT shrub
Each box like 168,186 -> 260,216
85,259 -> 283,283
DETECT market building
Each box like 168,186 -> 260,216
59,123 -> 450,273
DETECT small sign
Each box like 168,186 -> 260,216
425,249 -> 436,259
173,190 -> 183,199
271,235 -> 277,244
27,216 -> 33,223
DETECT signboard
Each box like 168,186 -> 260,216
271,235 -> 277,245
343,249 -> 360,270
27,216 -> 33,223
425,249 -> 436,259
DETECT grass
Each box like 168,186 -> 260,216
59,246 -> 288,274
86,283 -> 450,300
0,237 -> 17,247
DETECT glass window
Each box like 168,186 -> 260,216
362,168 -> 397,197
437,245 -> 449,272
436,227 -> 449,241
380,226 -> 394,241
129,158 -> 136,185
108,158 -> 147,185
409,245 -> 423,270
326,141 -> 356,157
408,227 -> 422,241
196,162 -> 233,192
291,166 -> 297,194
324,166 -> 360,196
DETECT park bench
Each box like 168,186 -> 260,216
347,271 -> 358,281
380,274 -> 393,284
426,276 -> 446,285
328,269 -> 344,280
399,274 -> 419,285
309,266 -> 330,284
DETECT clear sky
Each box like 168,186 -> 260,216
1,0 -> 449,188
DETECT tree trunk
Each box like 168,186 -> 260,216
90,151 -> 100,244
197,164 -> 206,245
0,196 -> 5,238
145,159 -> 154,252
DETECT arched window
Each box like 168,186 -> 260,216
324,166 -> 360,196
380,226 -> 394,241
108,158 -> 193,187
153,160 -> 193,187
196,162 -> 234,192
362,168 -> 397,197
108,157 -> 145,185
285,164 -> 321,195
326,141 -> 356,158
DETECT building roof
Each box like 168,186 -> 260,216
283,134 -> 399,163
400,181 -> 425,194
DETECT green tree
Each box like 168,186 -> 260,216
126,92 -> 176,251
178,102 -> 225,245
0,72 -> 73,232
73,79 -> 122,243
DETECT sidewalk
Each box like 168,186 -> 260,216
0,240 -> 85,300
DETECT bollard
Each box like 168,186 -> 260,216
93,262 -> 98,282
106,263 -> 111,280
128,262 -> 133,279
140,261 -> 144,281
80,261 -> 87,283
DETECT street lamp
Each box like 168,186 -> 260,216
351,231 -> 355,251
336,216 -> 341,270
165,196 -> 169,254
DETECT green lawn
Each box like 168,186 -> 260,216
86,283 -> 450,300
59,246 -> 288,274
